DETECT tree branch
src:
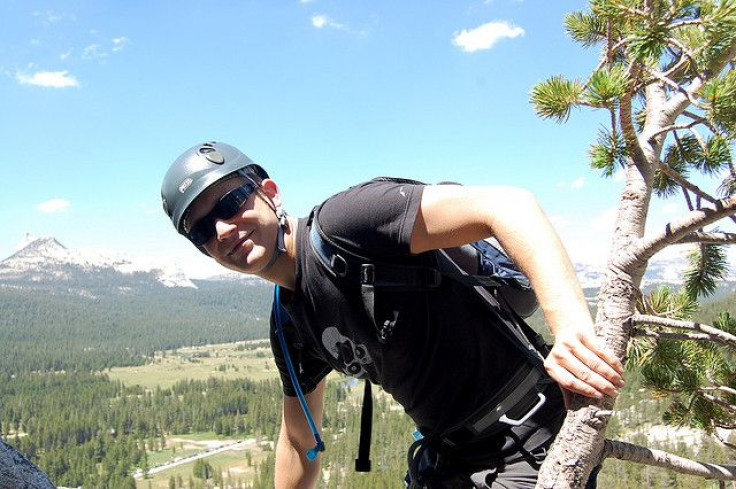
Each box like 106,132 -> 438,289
715,430 -> 736,451
614,196 -> 736,267
611,2 -> 648,17
661,24 -> 736,129
621,64 -> 649,172
648,120 -> 703,140
699,392 -> 736,413
669,19 -> 703,30
589,39 -> 629,88
664,37 -> 701,74
631,314 -> 736,349
633,327 -> 721,344
701,386 -> 736,397
677,232 -> 736,244
655,160 -> 702,198
645,68 -> 707,111
661,49 -> 692,81
602,439 -> 736,480
654,159 -> 736,225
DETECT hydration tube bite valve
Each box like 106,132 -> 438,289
273,285 -> 326,460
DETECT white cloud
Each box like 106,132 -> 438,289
60,49 -> 73,60
16,70 -> 79,88
570,177 -> 585,189
311,14 -> 346,30
312,15 -> 327,28
452,21 -> 524,53
112,37 -> 130,52
83,43 -> 108,60
556,178 -> 585,189
37,199 -> 71,214
33,10 -> 63,24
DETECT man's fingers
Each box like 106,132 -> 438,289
580,333 -> 625,376
563,333 -> 625,388
545,335 -> 625,399
545,359 -> 607,399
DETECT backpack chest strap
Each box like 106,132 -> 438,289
310,223 -> 442,290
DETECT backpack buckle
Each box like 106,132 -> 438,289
360,264 -> 375,285
425,269 -> 442,288
330,254 -> 349,277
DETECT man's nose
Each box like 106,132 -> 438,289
214,219 -> 237,241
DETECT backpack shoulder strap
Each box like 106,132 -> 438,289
309,210 -> 546,362
434,250 -> 546,367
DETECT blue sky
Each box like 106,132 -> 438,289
1,0 -> 729,277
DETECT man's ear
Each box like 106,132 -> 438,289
260,179 -> 282,208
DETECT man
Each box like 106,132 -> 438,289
161,141 -> 624,488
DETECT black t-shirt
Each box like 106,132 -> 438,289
270,179 -> 523,433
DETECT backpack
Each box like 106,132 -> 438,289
307,178 -> 552,472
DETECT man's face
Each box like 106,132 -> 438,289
186,176 -> 280,275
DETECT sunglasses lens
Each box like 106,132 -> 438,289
214,182 -> 256,219
186,182 -> 256,246
187,218 -> 214,246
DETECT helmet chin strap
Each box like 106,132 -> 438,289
259,207 -> 288,274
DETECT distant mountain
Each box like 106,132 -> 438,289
579,255 -> 735,289
0,234 -> 272,294
0,234 -> 199,296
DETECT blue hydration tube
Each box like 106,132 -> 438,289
273,285 -> 325,460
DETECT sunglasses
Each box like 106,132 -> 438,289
185,181 -> 258,246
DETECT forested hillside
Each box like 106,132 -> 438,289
0,279 -> 272,373
1,373 -> 284,488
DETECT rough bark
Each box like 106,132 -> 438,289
537,74 -> 662,488
0,439 -> 55,489
602,439 -> 736,481
537,155 -> 653,489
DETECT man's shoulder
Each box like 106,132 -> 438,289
320,177 -> 424,210
312,177 -> 425,256
325,176 -> 423,200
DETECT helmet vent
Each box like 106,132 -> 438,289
198,145 -> 224,164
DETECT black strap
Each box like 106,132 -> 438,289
310,217 -> 489,290
435,250 -> 545,367
355,379 -> 373,472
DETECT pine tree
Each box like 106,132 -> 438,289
531,1 -> 736,487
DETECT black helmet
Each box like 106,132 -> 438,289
161,142 -> 268,234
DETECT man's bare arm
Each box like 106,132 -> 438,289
275,379 -> 326,488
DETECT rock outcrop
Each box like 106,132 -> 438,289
0,439 -> 55,489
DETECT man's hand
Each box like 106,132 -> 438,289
544,329 -> 625,402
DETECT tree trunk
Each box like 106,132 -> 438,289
537,154 -> 654,488
0,439 -> 56,489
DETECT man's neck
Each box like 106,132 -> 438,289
258,216 -> 299,290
